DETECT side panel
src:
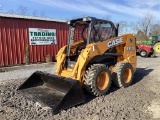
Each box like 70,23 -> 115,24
123,34 -> 137,72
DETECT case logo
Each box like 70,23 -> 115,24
107,37 -> 123,47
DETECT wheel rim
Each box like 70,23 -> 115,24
155,44 -> 160,53
141,51 -> 146,56
97,71 -> 109,90
124,68 -> 132,83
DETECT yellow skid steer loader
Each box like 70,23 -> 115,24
18,17 -> 137,114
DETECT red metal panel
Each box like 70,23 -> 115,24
6,19 -> 13,65
1,18 -> 8,66
0,17 -> 4,66
0,16 -> 69,66
10,18 -> 17,65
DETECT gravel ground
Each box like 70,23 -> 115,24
0,56 -> 160,120
0,64 -> 55,81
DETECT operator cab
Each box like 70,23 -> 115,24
67,17 -> 117,45
65,17 -> 118,68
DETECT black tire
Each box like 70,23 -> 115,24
112,62 -> 134,88
84,64 -> 111,96
148,52 -> 155,58
140,50 -> 148,57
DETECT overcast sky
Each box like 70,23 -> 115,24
0,0 -> 160,23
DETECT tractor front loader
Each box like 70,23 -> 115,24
18,17 -> 137,114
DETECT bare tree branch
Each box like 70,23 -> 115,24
131,11 -> 155,39
103,14 -> 112,20
150,22 -> 160,35
16,6 -> 28,15
39,10 -> 46,17
32,10 -> 39,17
117,21 -> 128,34
0,4 -> 2,12
7,10 -> 15,14
135,30 -> 147,43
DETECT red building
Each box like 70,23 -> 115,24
0,13 -> 69,66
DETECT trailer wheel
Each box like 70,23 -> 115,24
84,64 -> 111,96
140,50 -> 147,57
112,62 -> 134,88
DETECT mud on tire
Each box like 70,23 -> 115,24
112,62 -> 134,88
84,64 -> 111,96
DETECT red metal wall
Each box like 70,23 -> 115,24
0,17 -> 69,66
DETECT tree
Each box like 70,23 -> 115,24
131,12 -> 155,40
103,14 -> 112,20
16,6 -> 28,15
7,10 -> 15,14
39,10 -> 46,17
117,21 -> 128,34
135,30 -> 147,44
32,10 -> 39,17
150,22 -> 160,35
0,4 -> 2,12
31,10 -> 47,17
5,5 -> 47,17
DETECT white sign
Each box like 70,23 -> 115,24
127,47 -> 135,51
107,37 -> 123,47
29,28 -> 57,45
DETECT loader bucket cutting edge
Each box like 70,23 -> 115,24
17,71 -> 86,114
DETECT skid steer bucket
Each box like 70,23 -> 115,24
17,71 -> 86,114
